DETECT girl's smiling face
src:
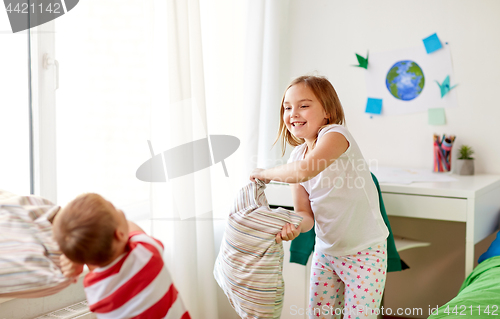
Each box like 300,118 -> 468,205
283,83 -> 329,144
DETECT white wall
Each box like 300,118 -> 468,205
284,0 -> 500,174
282,1 -> 500,317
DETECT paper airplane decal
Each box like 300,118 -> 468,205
136,135 -> 240,182
435,75 -> 457,98
353,52 -> 369,69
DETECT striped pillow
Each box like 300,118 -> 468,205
214,180 -> 302,319
0,190 -> 69,297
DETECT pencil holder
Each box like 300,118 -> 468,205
433,135 -> 454,173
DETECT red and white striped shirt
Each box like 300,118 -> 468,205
83,231 -> 190,319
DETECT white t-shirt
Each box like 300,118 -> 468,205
287,124 -> 388,256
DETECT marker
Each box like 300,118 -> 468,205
136,135 -> 240,182
434,146 -> 439,172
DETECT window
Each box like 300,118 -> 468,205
53,0 -> 154,215
0,17 -> 31,196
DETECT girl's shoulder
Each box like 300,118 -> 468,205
318,124 -> 350,139
317,125 -> 353,155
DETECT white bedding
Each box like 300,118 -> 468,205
0,190 -> 69,298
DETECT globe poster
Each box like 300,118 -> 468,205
386,60 -> 425,101
365,45 -> 458,115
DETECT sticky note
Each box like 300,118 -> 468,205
423,33 -> 443,54
428,108 -> 446,125
365,98 -> 382,114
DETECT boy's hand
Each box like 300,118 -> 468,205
275,223 -> 301,244
60,254 -> 84,283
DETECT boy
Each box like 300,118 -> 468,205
53,193 -> 190,319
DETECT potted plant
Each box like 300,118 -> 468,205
456,145 -> 474,175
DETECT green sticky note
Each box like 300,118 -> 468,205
428,108 -> 446,125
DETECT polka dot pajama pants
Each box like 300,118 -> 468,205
309,241 -> 387,319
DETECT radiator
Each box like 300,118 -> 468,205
34,301 -> 95,319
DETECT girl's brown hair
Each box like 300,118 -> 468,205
275,75 -> 345,155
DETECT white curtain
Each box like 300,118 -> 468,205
151,1 -> 288,318
149,1 -> 219,318
243,0 -> 287,174
54,0 -> 287,318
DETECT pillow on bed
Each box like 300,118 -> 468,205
0,190 -> 69,298
478,230 -> 500,264
213,180 -> 302,319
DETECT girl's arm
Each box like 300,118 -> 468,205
291,183 -> 314,232
276,183 -> 314,243
250,132 -> 349,184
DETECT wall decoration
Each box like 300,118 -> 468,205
365,97 -> 383,114
436,75 -> 458,98
365,45 -> 458,115
428,108 -> 446,125
353,52 -> 369,69
422,33 -> 443,54
386,60 -> 425,101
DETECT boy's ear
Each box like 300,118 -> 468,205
115,227 -> 127,242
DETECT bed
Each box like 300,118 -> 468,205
0,190 -> 70,299
428,231 -> 500,318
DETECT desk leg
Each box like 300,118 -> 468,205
465,200 -> 475,277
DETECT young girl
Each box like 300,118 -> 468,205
250,75 -> 389,319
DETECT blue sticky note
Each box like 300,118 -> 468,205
423,33 -> 443,54
365,98 -> 382,114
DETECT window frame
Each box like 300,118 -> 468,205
30,21 -> 57,203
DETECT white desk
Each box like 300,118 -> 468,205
380,174 -> 500,276
266,174 -> 500,277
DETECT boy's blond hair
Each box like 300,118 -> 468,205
53,193 -> 118,266
276,75 -> 345,155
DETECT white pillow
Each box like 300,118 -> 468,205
214,180 -> 302,319
0,190 -> 69,297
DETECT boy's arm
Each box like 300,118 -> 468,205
60,254 -> 98,281
60,254 -> 84,283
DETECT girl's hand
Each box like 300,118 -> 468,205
250,168 -> 271,183
60,254 -> 84,283
275,223 -> 301,244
